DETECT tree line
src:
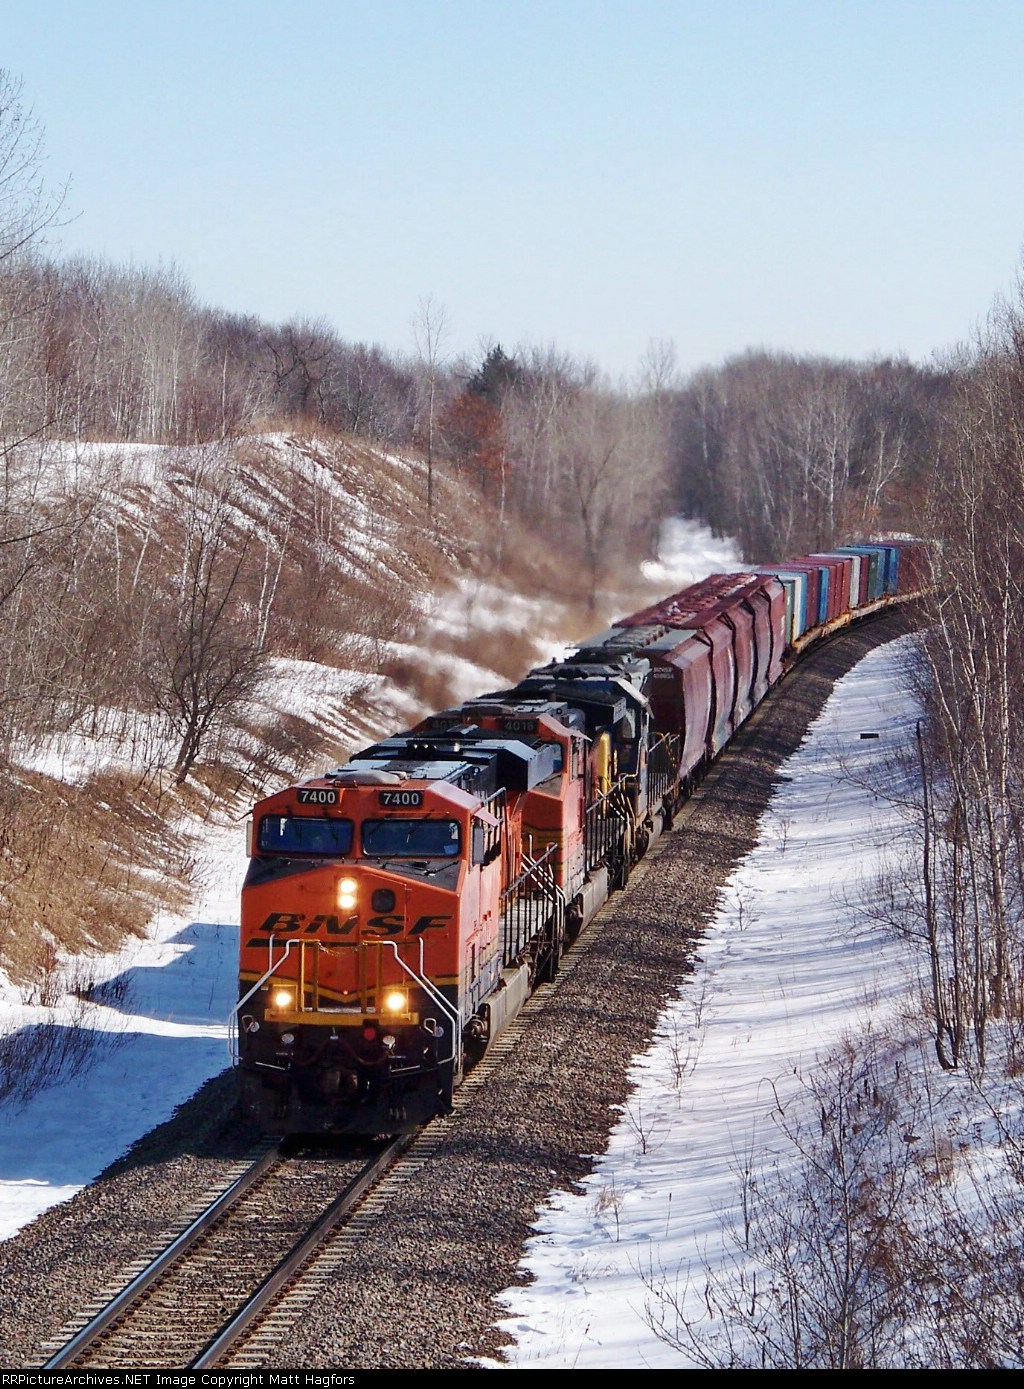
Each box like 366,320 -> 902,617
5,63 -> 1024,1056
7,66 -> 1024,1361
0,61 -> 949,606
644,288 -> 1024,1367
905,291 -> 1024,1075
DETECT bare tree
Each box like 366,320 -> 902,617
643,1040 -> 934,1368
0,70 -> 68,266
412,294 -> 451,514
667,351 -> 944,561
147,446 -> 264,784
636,336 -> 680,397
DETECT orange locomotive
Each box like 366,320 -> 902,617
235,538 -> 928,1136
236,710 -> 603,1135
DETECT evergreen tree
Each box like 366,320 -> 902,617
467,344 -> 521,403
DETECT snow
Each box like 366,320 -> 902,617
0,820 -> 245,1240
3,512 -> 1000,1367
640,516 -> 743,591
0,632 -> 937,1327
490,635 -> 927,1368
13,709 -> 176,786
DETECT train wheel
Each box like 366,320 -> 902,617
463,1011 -> 489,1067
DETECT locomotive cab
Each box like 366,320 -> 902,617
236,729 -> 572,1136
236,767 -> 504,1135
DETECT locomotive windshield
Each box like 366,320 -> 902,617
258,815 -> 354,855
362,818 -> 461,858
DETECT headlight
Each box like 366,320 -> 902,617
337,875 -> 358,911
384,990 -> 406,1013
272,988 -> 294,1010
382,1034 -> 397,1050
279,1032 -> 295,1046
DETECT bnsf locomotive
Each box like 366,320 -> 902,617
234,538 -> 929,1135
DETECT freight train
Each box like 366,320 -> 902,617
233,538 -> 929,1136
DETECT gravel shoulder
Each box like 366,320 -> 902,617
0,610 -> 914,1370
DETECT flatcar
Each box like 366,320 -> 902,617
233,537 -> 929,1135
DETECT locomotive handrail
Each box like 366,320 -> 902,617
379,940 -> 461,1070
500,842 -> 563,968
229,938 -> 301,1062
500,839 -> 560,905
521,848 -> 566,918
523,841 -> 559,871
520,844 -> 563,907
648,730 -> 682,802
591,771 -> 639,812
234,932 -> 462,1070
584,773 -> 636,875
469,787 -> 506,868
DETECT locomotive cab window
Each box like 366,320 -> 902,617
257,815 -> 354,856
362,818 -> 462,858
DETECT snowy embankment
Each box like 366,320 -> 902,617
0,516 -> 740,1243
491,634 -> 1013,1369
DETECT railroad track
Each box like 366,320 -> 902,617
31,909 -> 647,1371
32,702 -> 774,1371
35,1135 -> 413,1369
33,938 -> 625,1372
28,614 -> 915,1371
207,1002 -> 585,1368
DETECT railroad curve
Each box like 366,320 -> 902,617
2,609 -> 916,1371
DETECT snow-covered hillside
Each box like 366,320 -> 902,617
0,494 -> 741,1239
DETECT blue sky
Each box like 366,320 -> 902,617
6,0 -> 1024,380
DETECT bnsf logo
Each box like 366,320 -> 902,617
253,911 -> 450,938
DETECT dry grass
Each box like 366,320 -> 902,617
0,769 -> 192,986
0,428 -> 668,985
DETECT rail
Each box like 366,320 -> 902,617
41,1143 -> 282,1369
191,1135 -> 416,1367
